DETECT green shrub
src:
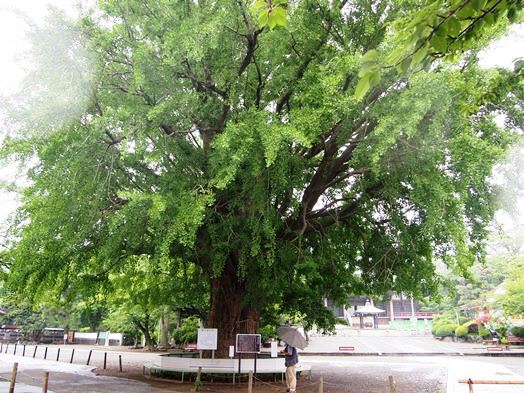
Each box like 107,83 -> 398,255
479,327 -> 490,338
511,326 -> 524,338
259,325 -> 277,341
173,316 -> 199,344
434,323 -> 457,337
458,317 -> 469,325
455,325 -> 468,337
431,319 -> 455,335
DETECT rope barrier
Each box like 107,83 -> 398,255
0,344 -> 126,371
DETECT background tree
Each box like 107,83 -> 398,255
1,1 -> 523,356
500,256 -> 524,317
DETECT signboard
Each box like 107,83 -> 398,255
235,334 -> 261,354
197,328 -> 218,350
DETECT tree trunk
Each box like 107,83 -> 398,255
159,307 -> 169,348
134,314 -> 156,350
206,255 -> 260,357
142,327 -> 155,350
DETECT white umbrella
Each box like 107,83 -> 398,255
277,326 -> 307,349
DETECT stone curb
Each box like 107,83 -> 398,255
300,352 -> 524,357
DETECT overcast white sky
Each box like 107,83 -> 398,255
0,1 -> 523,245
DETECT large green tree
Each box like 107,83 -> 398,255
1,1 -> 523,355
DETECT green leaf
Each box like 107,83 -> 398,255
412,43 -> 429,67
446,16 -> 462,36
369,70 -> 381,86
362,49 -> 379,64
268,13 -> 277,29
507,7 -> 518,23
514,59 -> 524,73
250,0 -> 268,14
430,34 -> 448,53
271,6 -> 287,27
471,0 -> 486,12
354,73 -> 371,100
397,56 -> 412,74
258,10 -> 269,28
484,13 -> 495,25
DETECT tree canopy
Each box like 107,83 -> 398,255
1,0 -> 523,355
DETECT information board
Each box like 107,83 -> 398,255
197,328 -> 218,350
235,334 -> 261,354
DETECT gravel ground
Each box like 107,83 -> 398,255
95,356 -> 447,393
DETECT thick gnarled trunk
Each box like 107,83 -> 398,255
206,255 -> 260,357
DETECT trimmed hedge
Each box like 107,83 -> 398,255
431,318 -> 455,335
434,323 -> 457,337
455,325 -> 468,337
511,326 -> 524,338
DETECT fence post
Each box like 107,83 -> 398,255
1,343 -> 3,352
33,345 -> 38,358
87,349 -> 92,365
388,375 -> 397,393
44,347 -> 48,360
103,352 -> 107,369
9,362 -> 18,393
42,371 -> 49,393
23,344 -> 26,357
193,366 -> 202,392
5,344 -> 9,354
56,347 -> 60,362
318,375 -> 324,393
119,355 -> 122,372
248,370 -> 253,393
14,343 -> 17,355
70,348 -> 75,364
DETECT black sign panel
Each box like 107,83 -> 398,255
235,334 -> 261,354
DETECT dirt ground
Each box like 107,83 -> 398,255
94,356 -> 447,393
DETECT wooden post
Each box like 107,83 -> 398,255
14,343 -> 17,355
6,343 -> 9,354
23,344 -> 26,357
42,371 -> 49,393
1,342 -> 3,352
33,345 -> 38,358
44,347 -> 48,360
119,355 -> 122,372
318,375 -> 324,393
56,347 -> 60,361
195,366 -> 202,391
248,370 -> 253,393
9,362 -> 18,393
389,375 -> 397,393
87,349 -> 92,365
103,352 -> 107,369
70,348 -> 75,363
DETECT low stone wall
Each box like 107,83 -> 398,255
159,355 -> 285,372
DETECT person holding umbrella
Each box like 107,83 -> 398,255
277,326 -> 307,393
281,342 -> 298,392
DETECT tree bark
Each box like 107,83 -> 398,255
206,254 -> 259,357
159,307 -> 170,348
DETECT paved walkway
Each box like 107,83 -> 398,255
300,331 -> 524,356
0,329 -> 523,392
298,330 -> 524,392
445,357 -> 524,392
